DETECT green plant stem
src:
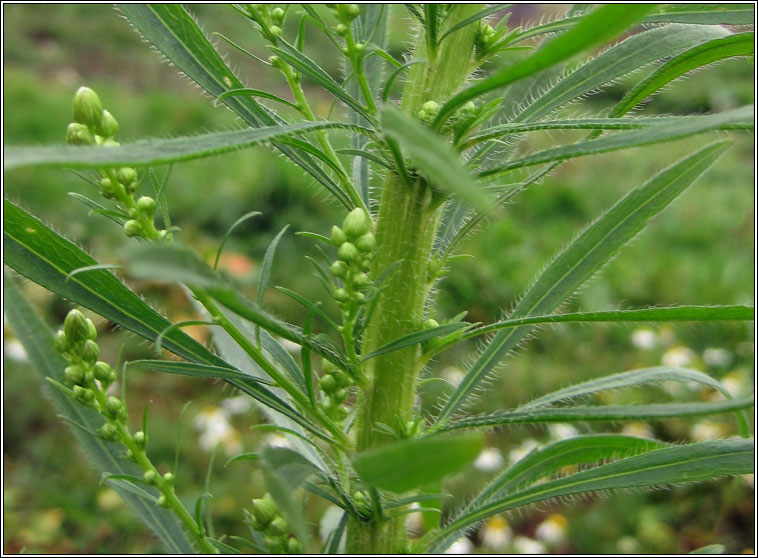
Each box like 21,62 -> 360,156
191,288 -> 349,450
346,6 -> 482,554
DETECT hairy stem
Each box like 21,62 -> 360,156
346,5 -> 482,553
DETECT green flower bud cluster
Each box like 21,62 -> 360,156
476,21 -> 497,53
67,87 -> 119,146
248,493 -> 302,554
330,208 -> 374,307
55,310 -> 118,398
318,359 -> 353,421
417,100 -> 440,125
352,489 -> 372,518
333,4 -> 361,23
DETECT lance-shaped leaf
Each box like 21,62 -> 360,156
644,4 -> 755,25
4,121 -> 367,171
433,4 -> 655,126
3,201 -> 327,441
351,432 -> 484,493
480,106 -> 752,177
612,32 -> 755,117
117,4 -> 354,207
381,104 -> 491,211
434,141 -> 732,426
513,24 -> 729,124
428,435 -> 668,553
3,274 -> 196,553
439,397 -> 755,430
419,438 -> 754,553
128,360 -> 275,383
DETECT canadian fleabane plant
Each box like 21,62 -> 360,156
3,4 -> 755,554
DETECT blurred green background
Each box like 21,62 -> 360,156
3,4 -> 754,554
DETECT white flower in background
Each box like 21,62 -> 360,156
662,345 -> 696,368
508,439 -> 539,465
405,502 -> 424,534
621,421 -> 655,440
548,423 -> 578,441
713,370 -> 751,399
513,535 -> 547,554
480,515 -> 512,550
194,405 -> 241,455
616,535 -> 641,554
691,420 -> 729,441
3,338 -> 28,362
444,537 -> 474,554
441,366 -> 465,388
703,347 -> 732,368
474,447 -> 504,472
631,328 -> 658,350
265,433 -> 292,448
319,505 -> 346,552
221,395 -> 253,415
742,474 -> 754,488
535,513 -> 568,545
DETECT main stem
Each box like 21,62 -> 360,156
346,6 -> 482,553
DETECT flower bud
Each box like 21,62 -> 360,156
319,374 -> 337,394
353,42 -> 365,54
286,537 -> 302,554
73,86 -> 103,129
65,364 -> 86,385
351,272 -> 370,288
334,288 -> 350,303
98,109 -> 119,138
73,385 -> 95,405
133,430 -> 147,449
332,388 -> 347,404
335,405 -> 349,420
425,318 -> 439,329
337,242 -> 359,262
271,7 -> 285,25
330,225 -> 347,247
334,370 -> 352,388
143,470 -> 158,485
352,291 -> 366,303
98,422 -> 119,441
64,309 -> 90,345
117,167 -> 138,185
460,101 -> 476,115
137,196 -> 156,216
268,55 -> 283,69
124,220 -> 142,238
269,25 -> 282,37
263,535 -> 285,553
93,361 -> 112,383
103,396 -> 126,421
99,177 -> 117,199
342,208 -> 370,238
54,330 -> 70,353
85,318 -> 97,340
157,494 -> 169,508
360,258 -> 371,271
334,23 -> 348,36
163,472 -> 174,485
330,260 -> 348,278
354,232 -> 375,252
251,494 -> 278,526
66,122 -> 94,145
268,515 -> 290,535
102,138 -> 120,148
80,339 -> 100,364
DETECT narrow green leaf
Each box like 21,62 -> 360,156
481,106 -> 751,177
690,544 -> 727,554
440,5 -> 511,42
275,286 -> 340,331
214,211 -> 261,270
513,24 -> 730,124
440,397 -> 755,430
469,115 -> 752,144
67,191 -> 126,225
351,432 -> 484,493
224,453 -> 259,467
128,360 -> 274,383
4,121 -> 367,171
207,538 -> 242,554
458,305 -> 754,341
420,438 -> 754,552
360,323 -> 469,361
127,243 -> 222,288
118,4 -> 353,207
258,225 -> 289,306
325,511 -> 348,554
3,274 -> 196,553
213,88 -> 299,110
612,32 -> 755,117
426,435 -> 669,553
518,366 -> 740,411
434,4 -> 656,126
381,104 -> 491,210
271,41 -> 372,121
644,4 -> 754,25
259,329 -> 308,394
435,141 -> 732,426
